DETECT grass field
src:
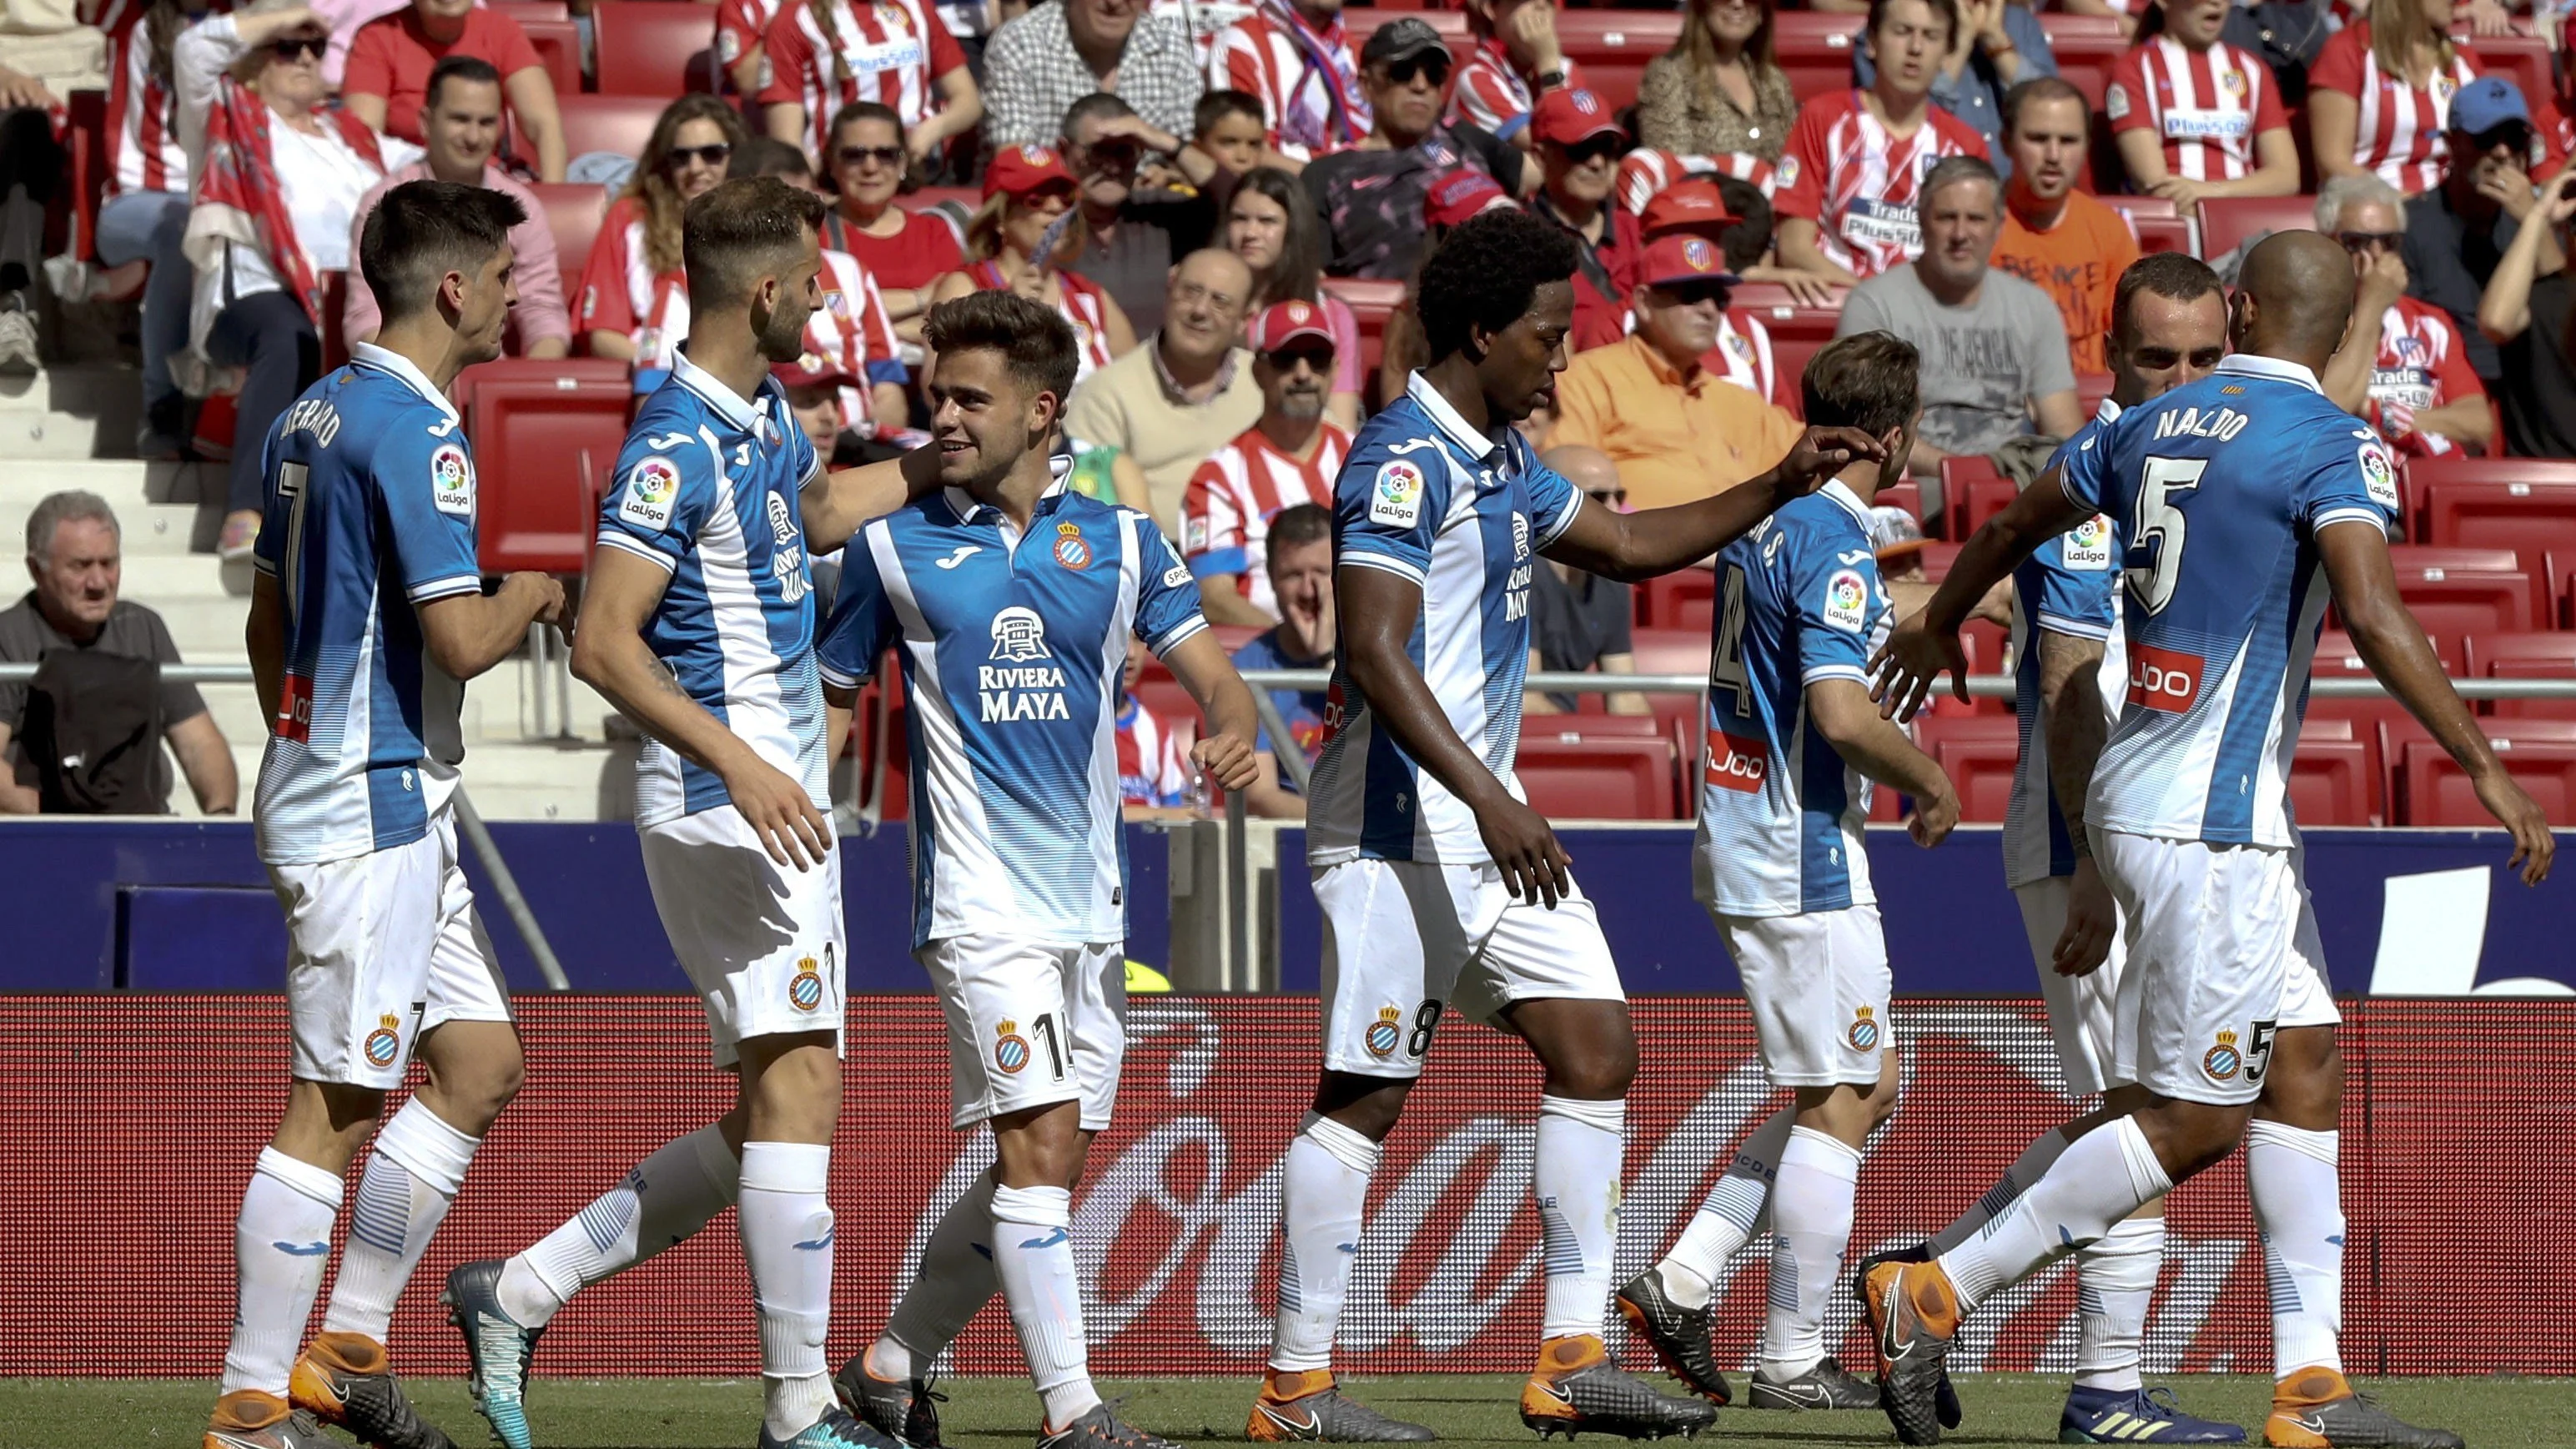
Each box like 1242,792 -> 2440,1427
3,1375 -> 2565,1449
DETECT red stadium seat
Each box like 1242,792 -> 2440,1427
1773,335 -> 1828,419
1632,626 -> 1712,732
1916,714 -> 2020,822
1773,13 -> 1865,99
1517,731 -> 1679,819
1728,283 -> 1846,342
2463,631 -> 2576,719
61,88 -> 108,263
1552,12 -> 1682,112
2309,626 -> 2461,818
491,1 -> 568,22
1638,566 -> 1716,631
2410,457 -> 2576,586
2036,14 -> 2126,113
2378,544 -> 2544,640
2075,371 -> 2113,417
1878,480 -> 1923,524
452,359 -> 636,574
528,182 -> 607,304
2196,194 -> 2317,261
2101,196 -> 2192,254
2297,717 -> 2382,824
1321,277 -> 1406,394
515,17 -> 583,98
2387,719 -> 2576,825
594,0 -> 724,98
1938,454 -> 2013,540
539,94 -> 669,167
2458,33 -> 2557,129
2290,733 -> 2377,825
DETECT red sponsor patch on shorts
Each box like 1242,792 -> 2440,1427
2128,644 -> 2204,713
1703,731 -> 1769,793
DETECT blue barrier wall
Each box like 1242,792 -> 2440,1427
0,821 -> 2562,995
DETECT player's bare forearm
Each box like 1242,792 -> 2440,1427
803,445 -> 942,553
1163,628 -> 1261,788
1545,426 -> 1887,581
1809,678 -> 1950,802
419,574 -> 563,682
1929,473 -> 2089,633
574,552 -> 757,778
246,571 -> 285,732
2320,522 -> 2498,780
2038,631 -> 2109,856
1339,566 -> 1511,810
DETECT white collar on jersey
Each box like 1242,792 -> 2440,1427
2213,353 -> 2324,395
1403,369 -> 1509,463
944,451 -> 1075,525
2092,395 -> 2124,425
669,346 -> 770,434
1819,477 -> 1872,526
349,342 -> 459,423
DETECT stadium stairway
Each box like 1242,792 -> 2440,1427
0,361 -> 623,822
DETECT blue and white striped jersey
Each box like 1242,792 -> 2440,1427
2004,399 -> 2129,889
1306,373 -> 1585,866
1693,480 -> 1891,917
814,459 -> 1209,948
2060,354 -> 2402,848
250,344 -> 484,866
595,351 -> 828,829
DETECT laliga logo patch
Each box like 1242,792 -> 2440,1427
1847,1004 -> 1881,1052
1822,567 -> 1870,631
430,443 -> 474,517
1371,460 -> 1425,528
2105,83 -> 2131,121
1775,154 -> 1799,189
989,606 -> 1052,663
789,956 -> 824,1012
363,1014 -> 403,1069
2357,440 -> 2401,510
2064,515 -> 2114,571
994,1019 -> 1031,1074
1054,521 -> 1092,571
621,456 -> 682,529
1366,1006 -> 1404,1058
2204,1029 -> 2242,1081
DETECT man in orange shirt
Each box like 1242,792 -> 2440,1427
1548,233 -> 1804,509
1990,78 -> 2138,375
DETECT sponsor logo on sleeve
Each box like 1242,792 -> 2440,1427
1775,154 -> 1799,189
430,443 -> 474,517
2357,440 -> 2401,511
1369,459 -> 1426,528
619,457 -> 682,529
1164,565 -> 1192,588
1822,567 -> 1869,631
2063,515 -> 2113,571
1704,732 -> 1769,794
2105,81 -> 2130,121
2128,642 -> 2205,712
1184,515 -> 1209,552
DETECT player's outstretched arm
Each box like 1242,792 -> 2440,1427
247,570 -> 286,734
1806,677 -> 1960,848
572,548 -> 831,870
1872,469 -> 2094,721
417,572 -> 567,682
1341,564 -> 1572,908
1160,630 -> 1262,792
800,444 -> 943,555
2318,520 -> 2555,885
1540,426 -> 1888,582
2037,631 -> 2117,976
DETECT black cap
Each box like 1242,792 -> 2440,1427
1361,18 -> 1447,68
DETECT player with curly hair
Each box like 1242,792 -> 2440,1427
1247,205 -> 1890,1443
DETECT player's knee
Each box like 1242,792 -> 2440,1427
1313,1072 -> 1412,1142
1547,1049 -> 1635,1102
2256,1027 -> 2342,1129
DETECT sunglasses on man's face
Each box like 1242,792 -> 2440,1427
1265,346 -> 1336,373
2469,123 -> 2533,156
1561,137 -> 1623,166
268,35 -> 326,60
1656,281 -> 1733,307
836,144 -> 903,169
667,142 -> 734,169
2336,230 -> 2404,255
1385,56 -> 1452,88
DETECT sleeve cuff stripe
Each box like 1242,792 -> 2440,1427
1340,551 -> 1426,584
596,533 -> 679,571
2313,508 -> 2394,531
1803,665 -> 1869,685
1149,617 -> 1211,656
2035,614 -> 2116,641
818,662 -> 868,688
406,576 -> 484,603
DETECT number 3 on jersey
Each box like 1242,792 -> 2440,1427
1709,564 -> 1753,715
2128,455 -> 2208,616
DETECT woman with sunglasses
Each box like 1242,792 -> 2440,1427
174,0 -> 389,561
2105,0 -> 2298,219
575,94 -> 745,374
2309,0 -> 2484,195
821,100 -> 964,348
928,144 -> 1136,385
1224,167 -> 1362,431
1637,0 -> 1796,164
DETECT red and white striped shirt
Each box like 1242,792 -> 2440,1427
106,15 -> 193,197
1775,92 -> 1989,280
1116,695 -> 1195,808
1180,422 -> 1349,615
1206,8 -> 1366,162
1708,309 -> 1779,407
1615,148 -> 1780,215
2106,36 -> 2288,183
576,195 -> 690,372
2309,23 -> 2480,195
1446,38 -> 1579,140
757,0 -> 967,157
966,261 -> 1118,384
2369,294 -> 2483,416
717,0 -> 784,90
806,248 -> 903,434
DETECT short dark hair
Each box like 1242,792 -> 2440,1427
1416,206 -> 1580,360
2111,251 -> 2224,345
737,136 -> 813,183
923,290 -> 1081,416
1713,175 -> 1774,274
360,179 -> 526,322
828,99 -> 903,148
1803,331 -> 1921,440
425,53 -> 501,113
1267,503 -> 1332,556
1868,0 -> 1959,43
682,175 -> 828,309
2003,76 -> 2090,137
1061,91 -> 1135,142
1195,88 -> 1263,138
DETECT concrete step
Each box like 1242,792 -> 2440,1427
0,365 -> 147,461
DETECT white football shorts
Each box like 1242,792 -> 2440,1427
1313,858 -> 1625,1079
275,808 -> 511,1090
639,803 -> 847,1068
918,934 -> 1126,1131
2099,830 -> 2337,1106
1712,903 -> 1892,1089
2013,875 -> 2135,1098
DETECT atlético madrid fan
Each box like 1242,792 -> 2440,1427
2105,0 -> 2300,208
1639,180 -> 1785,406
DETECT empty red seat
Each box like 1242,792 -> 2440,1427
2387,718 -> 2576,825
1916,714 -> 2020,822
1773,12 -> 1864,98
2410,458 -> 2576,585
2297,716 -> 2383,823
2463,631 -> 2576,718
2306,628 -> 2458,801
2075,372 -> 2113,417
2196,194 -> 2316,261
2378,544 -> 2543,639
1939,454 -> 2015,539
1632,626 -> 1712,731
2289,734 -> 2376,825
527,182 -> 607,304
594,0 -> 723,98
1321,277 -> 1406,390
515,17 -> 583,98
454,359 -> 636,574
1517,732 -> 1679,820
1728,283 -> 1845,343
1773,335 -> 1829,419
491,0 -> 567,22
539,94 -> 669,168
1638,566 -> 1716,631
1878,480 -> 1922,524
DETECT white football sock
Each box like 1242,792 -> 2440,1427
1759,1127 -> 1863,1380
993,1183 -> 1099,1427
1925,1126 -> 2073,1256
2072,1216 -> 2163,1392
501,1124 -> 740,1328
1940,1117 -> 2171,1314
323,1100 -> 480,1341
1535,1094 -> 1626,1341
877,1172 -> 1000,1377
1656,1104 -> 1793,1311
1270,1112 -> 1379,1373
739,1142 -> 836,1442
2247,1121 -> 2344,1379
221,1148 -> 345,1396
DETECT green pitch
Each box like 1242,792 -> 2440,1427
0,1375 -> 2563,1448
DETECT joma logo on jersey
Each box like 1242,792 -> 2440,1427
2129,643 -> 2204,712
1704,732 -> 1768,793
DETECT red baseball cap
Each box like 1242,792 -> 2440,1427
1250,299 -> 1336,354
1640,179 -> 1738,239
1531,88 -> 1624,148
1425,169 -> 1511,229
772,355 -> 858,390
984,143 -> 1077,202
1638,234 -> 1740,289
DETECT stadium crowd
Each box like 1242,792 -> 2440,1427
0,0 -> 2570,811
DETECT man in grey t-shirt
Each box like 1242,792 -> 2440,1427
1837,155 -> 2085,502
